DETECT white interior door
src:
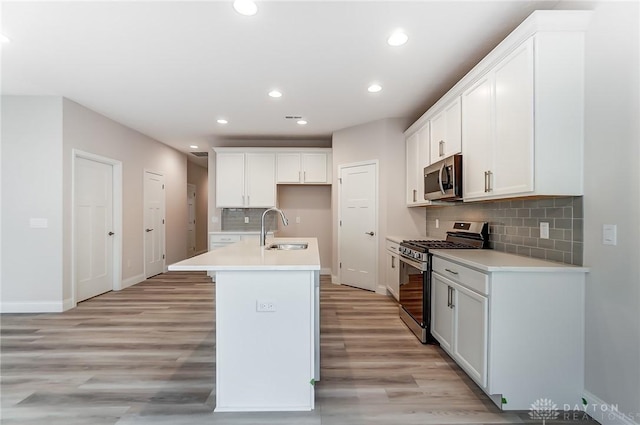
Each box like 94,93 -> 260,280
75,157 -> 114,302
144,171 -> 165,278
339,162 -> 377,291
187,183 -> 196,257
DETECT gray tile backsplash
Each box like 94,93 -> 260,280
221,208 -> 278,232
425,197 -> 583,265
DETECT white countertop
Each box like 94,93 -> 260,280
386,235 -> 432,244
209,231 -> 272,235
169,237 -> 320,272
431,249 -> 589,273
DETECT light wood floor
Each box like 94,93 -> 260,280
1,272 -> 598,425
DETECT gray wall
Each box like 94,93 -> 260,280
575,1 -> 640,421
1,96 -> 189,311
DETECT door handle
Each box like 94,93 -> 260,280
365,232 -> 375,236
145,228 -> 153,232
108,231 -> 115,236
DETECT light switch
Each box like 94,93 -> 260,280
296,216 -> 301,224
603,224 -> 617,246
540,222 -> 549,239
211,216 -> 218,223
244,217 -> 250,224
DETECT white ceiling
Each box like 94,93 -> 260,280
1,0 -> 561,163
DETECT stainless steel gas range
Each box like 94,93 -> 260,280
398,221 -> 488,343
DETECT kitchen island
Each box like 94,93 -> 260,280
168,237 -> 321,412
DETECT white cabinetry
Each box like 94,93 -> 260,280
384,239 -> 400,301
405,124 -> 430,206
215,150 -> 276,208
430,252 -> 586,410
429,97 -> 462,163
462,31 -> 586,201
276,150 -> 331,184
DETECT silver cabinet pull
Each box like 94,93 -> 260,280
391,256 -> 395,268
439,140 -> 444,157
298,171 -> 301,182
413,189 -> 417,202
145,228 -> 153,232
303,171 -> 306,182
484,171 -> 489,192
447,286 -> 452,308
445,268 -> 458,275
365,231 -> 375,236
487,170 -> 492,192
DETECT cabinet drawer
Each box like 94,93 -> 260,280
386,239 -> 400,254
432,256 -> 488,295
211,234 -> 242,243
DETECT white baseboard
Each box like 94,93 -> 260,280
320,267 -> 331,275
121,273 -> 146,290
0,301 -> 64,313
62,297 -> 75,311
582,390 -> 639,425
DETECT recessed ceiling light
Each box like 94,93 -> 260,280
0,34 -> 10,44
190,145 -> 199,149
217,119 -> 228,124
368,84 -> 382,93
387,30 -> 408,47
268,90 -> 283,98
297,120 -> 308,125
233,0 -> 257,16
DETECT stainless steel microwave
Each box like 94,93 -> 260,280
424,154 -> 462,201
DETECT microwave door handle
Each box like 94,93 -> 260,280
438,162 -> 446,194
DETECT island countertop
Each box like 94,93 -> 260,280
168,237 -> 320,272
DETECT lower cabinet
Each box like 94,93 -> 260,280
385,239 -> 400,301
431,254 -> 586,410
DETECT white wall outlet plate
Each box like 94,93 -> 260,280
244,217 -> 249,224
296,216 -> 301,224
256,300 -> 276,312
603,224 -> 617,246
540,222 -> 550,239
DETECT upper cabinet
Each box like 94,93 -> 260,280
429,97 -> 462,163
404,10 -> 591,204
406,123 -> 430,207
276,150 -> 332,184
215,151 -> 276,208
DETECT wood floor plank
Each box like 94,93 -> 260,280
1,272 -> 598,424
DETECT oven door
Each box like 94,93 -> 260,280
398,255 -> 427,327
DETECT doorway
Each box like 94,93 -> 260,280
338,161 -> 378,291
144,171 -> 165,278
72,151 -> 122,303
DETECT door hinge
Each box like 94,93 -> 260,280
339,262 -> 342,268
339,178 -> 342,184
162,219 -> 165,224
162,184 -> 165,189
162,254 -> 165,260
339,220 -> 342,226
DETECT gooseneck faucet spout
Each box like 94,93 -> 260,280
261,207 -> 288,246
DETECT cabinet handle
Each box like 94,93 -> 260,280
299,171 -> 301,182
304,171 -> 306,182
391,256 -> 395,268
484,171 -> 488,193
439,140 -> 444,157
487,170 -> 493,192
447,286 -> 452,307
445,268 -> 458,275
450,288 -> 455,309
242,195 -> 245,204
413,189 -> 417,202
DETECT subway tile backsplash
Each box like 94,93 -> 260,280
221,208 -> 277,232
425,197 -> 583,265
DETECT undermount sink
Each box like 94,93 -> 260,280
266,242 -> 308,251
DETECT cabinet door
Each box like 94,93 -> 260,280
453,283 -> 488,388
276,153 -> 302,183
431,273 -> 454,352
385,252 -> 399,301
246,153 -> 276,207
492,38 -> 534,196
405,133 -> 420,205
462,75 -> 492,200
216,153 -> 245,207
302,153 -> 328,183
430,97 -> 461,163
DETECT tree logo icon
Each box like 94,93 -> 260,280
529,398 -> 560,424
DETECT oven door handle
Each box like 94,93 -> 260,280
399,255 -> 427,272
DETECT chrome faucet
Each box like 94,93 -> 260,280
261,207 -> 288,246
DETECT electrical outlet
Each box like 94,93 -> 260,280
244,217 -> 249,224
256,300 -> 276,312
603,224 -> 617,245
435,219 -> 439,228
540,222 -> 549,239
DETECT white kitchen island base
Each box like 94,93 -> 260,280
215,269 -> 316,412
168,237 -> 321,412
